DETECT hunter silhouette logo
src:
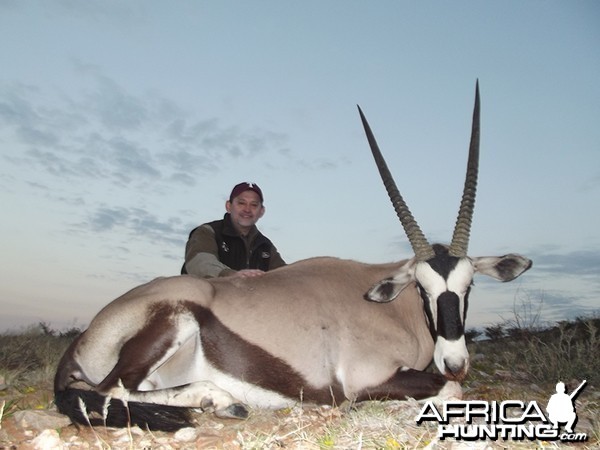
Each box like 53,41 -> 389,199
415,380 -> 589,442
546,380 -> 586,434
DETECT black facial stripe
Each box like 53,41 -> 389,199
437,291 -> 464,340
463,286 -> 471,323
417,283 -> 436,340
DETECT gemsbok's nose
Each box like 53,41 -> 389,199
444,357 -> 469,382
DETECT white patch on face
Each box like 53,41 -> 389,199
447,258 -> 474,328
414,262 -> 445,323
447,258 -> 475,297
414,262 -> 446,297
414,258 -> 475,334
434,335 -> 469,376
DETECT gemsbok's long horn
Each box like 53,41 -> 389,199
448,81 -> 481,258
358,105 -> 436,262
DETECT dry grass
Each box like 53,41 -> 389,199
472,316 -> 600,388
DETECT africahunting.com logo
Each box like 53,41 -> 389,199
416,380 -> 588,442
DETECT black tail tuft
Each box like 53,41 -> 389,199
55,388 -> 194,432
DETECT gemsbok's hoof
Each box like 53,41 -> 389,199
215,402 -> 250,420
438,381 -> 463,402
421,380 -> 463,405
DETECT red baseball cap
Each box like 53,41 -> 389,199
229,182 -> 264,203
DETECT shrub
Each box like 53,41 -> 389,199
0,323 -> 80,387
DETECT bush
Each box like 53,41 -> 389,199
0,323 -> 80,387
516,317 -> 599,385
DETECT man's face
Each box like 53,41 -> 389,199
226,190 -> 265,234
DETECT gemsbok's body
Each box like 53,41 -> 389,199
55,83 -> 532,431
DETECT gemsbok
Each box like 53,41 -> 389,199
54,82 -> 532,431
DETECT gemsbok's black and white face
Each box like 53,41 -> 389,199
359,82 -> 531,381
415,245 -> 473,380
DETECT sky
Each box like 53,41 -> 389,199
0,1 -> 598,332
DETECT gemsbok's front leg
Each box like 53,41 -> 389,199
355,368 -> 462,403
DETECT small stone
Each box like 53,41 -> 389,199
31,429 -> 62,450
174,426 -> 200,442
13,409 -> 72,431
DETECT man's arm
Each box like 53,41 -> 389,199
268,244 -> 286,270
184,225 -> 235,278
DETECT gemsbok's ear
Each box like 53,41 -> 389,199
472,254 -> 532,282
364,260 -> 416,303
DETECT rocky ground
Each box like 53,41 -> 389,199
1,392 -> 430,449
1,375 -> 598,449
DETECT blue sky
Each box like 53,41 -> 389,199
0,1 -> 598,332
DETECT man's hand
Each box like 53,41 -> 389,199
234,269 -> 265,278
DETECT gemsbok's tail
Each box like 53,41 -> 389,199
54,387 -> 194,431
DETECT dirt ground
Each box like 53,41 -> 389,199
1,379 -> 599,449
1,403 -> 337,449
2,381 -> 406,449
1,389 -> 397,449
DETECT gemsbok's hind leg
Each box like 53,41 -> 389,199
90,314 -> 249,419
355,368 -> 462,403
107,380 -> 249,419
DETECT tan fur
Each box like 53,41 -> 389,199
66,256 -> 434,400
208,257 -> 434,392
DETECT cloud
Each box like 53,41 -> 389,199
107,136 -> 161,180
87,206 -> 129,232
84,77 -> 149,130
0,73 -> 297,192
477,284 -> 598,327
0,83 -> 84,146
294,157 -> 342,171
1,68 -> 353,202
527,248 -> 600,279
0,85 -> 56,145
80,205 -> 186,247
161,117 -> 290,164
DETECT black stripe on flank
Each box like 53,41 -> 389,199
184,302 -> 345,405
97,302 -> 179,391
